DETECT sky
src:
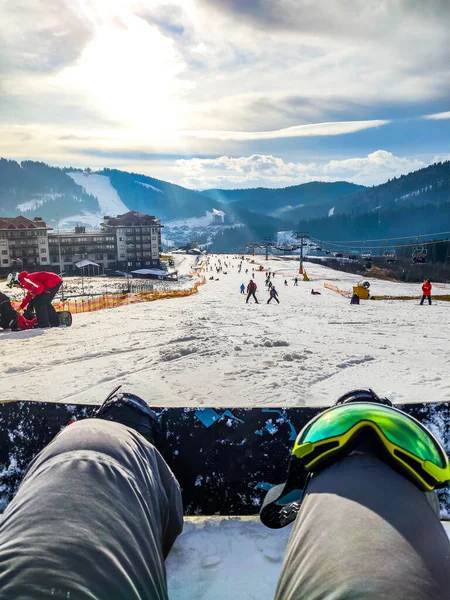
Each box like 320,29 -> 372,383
1,0 -> 450,190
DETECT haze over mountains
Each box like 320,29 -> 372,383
0,157 -> 449,249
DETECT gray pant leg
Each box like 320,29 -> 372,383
276,453 -> 450,600
0,419 -> 183,600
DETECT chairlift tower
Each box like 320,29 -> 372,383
295,232 -> 308,274
261,238 -> 275,261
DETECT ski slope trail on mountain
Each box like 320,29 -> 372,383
67,172 -> 129,220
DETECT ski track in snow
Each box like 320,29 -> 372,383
1,254 -> 450,406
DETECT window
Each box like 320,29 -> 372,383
2,259 -> 8,264
1,250 -> 7,255
40,248 -> 47,253
0,240 -> 7,246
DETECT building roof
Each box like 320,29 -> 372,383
103,211 -> 161,227
0,216 -> 52,230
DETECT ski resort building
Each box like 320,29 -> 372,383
0,212 -> 163,275
0,216 -> 52,273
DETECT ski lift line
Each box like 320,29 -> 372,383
309,230 -> 450,245
308,239 -> 448,251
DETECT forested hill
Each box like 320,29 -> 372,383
282,160 -> 450,222
97,169 -> 225,220
201,181 -> 366,216
0,159 -> 100,220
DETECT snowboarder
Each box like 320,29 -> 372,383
240,283 -> 245,294
311,289 -> 321,295
0,291 -> 37,331
267,286 -> 279,304
7,271 -> 63,328
246,279 -> 259,303
420,279 -> 432,305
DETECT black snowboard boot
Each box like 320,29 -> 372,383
94,386 -> 160,446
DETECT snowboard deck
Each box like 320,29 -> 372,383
0,400 -> 448,516
56,310 -> 72,327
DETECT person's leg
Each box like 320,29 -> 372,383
0,419 -> 183,600
420,294 -> 425,305
32,294 -> 50,327
275,453 -> 450,600
275,297 -> 280,303
0,293 -> 17,329
45,283 -> 62,326
428,295 -> 432,305
246,291 -> 251,303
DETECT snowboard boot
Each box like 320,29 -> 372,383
94,386 -> 161,447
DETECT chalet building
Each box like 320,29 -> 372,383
0,211 -> 163,275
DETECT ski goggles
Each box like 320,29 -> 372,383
293,402 -> 450,491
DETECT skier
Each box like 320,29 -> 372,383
261,389 -> 450,599
240,283 -> 245,294
268,280 -> 273,290
0,292 -> 37,330
246,279 -> 258,303
7,271 -> 63,328
284,279 -> 288,286
294,277 -> 298,286
0,390 -> 183,600
420,279 -> 432,305
267,286 -> 279,304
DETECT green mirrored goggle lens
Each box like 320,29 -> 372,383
300,403 -> 447,468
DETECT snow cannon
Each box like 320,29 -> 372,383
353,280 -> 371,300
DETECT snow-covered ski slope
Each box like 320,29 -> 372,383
63,172 -> 129,228
1,254 -> 449,406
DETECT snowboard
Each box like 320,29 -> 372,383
57,310 -> 72,327
0,400 -> 448,516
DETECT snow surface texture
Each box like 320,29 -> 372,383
61,172 -> 130,228
1,254 -> 449,406
166,517 -> 291,600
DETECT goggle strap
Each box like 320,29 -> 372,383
260,459 -> 308,529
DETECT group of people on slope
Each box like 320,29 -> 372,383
0,270 -> 63,330
242,279 -> 280,304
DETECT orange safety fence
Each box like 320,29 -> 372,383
323,282 -> 352,298
12,276 -> 206,315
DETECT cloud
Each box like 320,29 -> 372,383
182,119 -> 388,141
0,0 -> 95,74
175,150 -> 428,189
425,111 -> 450,120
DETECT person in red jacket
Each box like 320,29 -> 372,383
7,271 -> 63,328
420,279 -> 432,305
246,279 -> 259,303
